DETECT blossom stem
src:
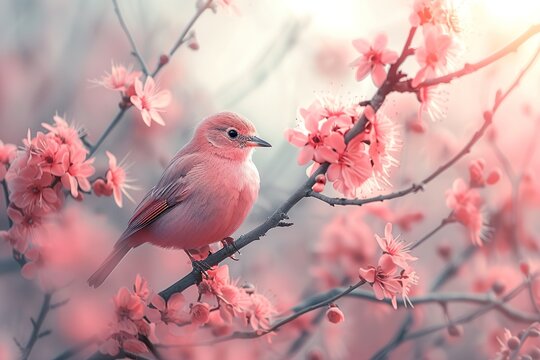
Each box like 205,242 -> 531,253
396,23 -> 540,91
112,0 -> 150,75
1,179 -> 12,227
410,215 -> 454,250
151,0 -> 212,78
89,107 -> 128,157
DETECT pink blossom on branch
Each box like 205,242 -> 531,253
95,62 -> 142,93
350,33 -> 398,87
375,223 -> 417,270
130,77 -> 172,127
105,151 -> 136,208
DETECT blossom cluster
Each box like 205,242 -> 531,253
0,116 -> 132,282
100,267 -> 276,356
95,63 -> 171,127
285,99 -> 401,198
445,159 -> 500,246
358,223 -> 418,309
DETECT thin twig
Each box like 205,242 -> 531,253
19,293 -> 53,360
410,214 -> 454,250
395,24 -> 540,91
112,0 -> 149,75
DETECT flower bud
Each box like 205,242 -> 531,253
437,244 -> 452,261
486,169 -> 501,185
312,174 -> 327,193
188,35 -> 200,51
520,261 -> 530,277
447,324 -> 463,337
159,54 -> 169,66
326,305 -> 344,324
507,336 -> 521,350
491,280 -> 505,296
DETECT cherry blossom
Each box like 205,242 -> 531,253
351,33 -> 398,87
0,140 -> 16,181
130,77 -> 171,127
95,62 -> 141,92
105,151 -> 135,208
375,223 -> 417,270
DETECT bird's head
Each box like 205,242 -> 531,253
195,112 -> 271,160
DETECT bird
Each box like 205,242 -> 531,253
88,112 -> 271,287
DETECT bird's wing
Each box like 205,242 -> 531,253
116,153 -> 198,243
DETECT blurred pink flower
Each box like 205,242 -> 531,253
0,140 -> 16,181
113,287 -> 145,335
375,223 -> 417,270
246,293 -> 276,331
147,293 -> 186,337
412,27 -> 455,87
130,77 -> 171,127
409,0 -> 461,34
100,332 -> 148,356
7,205 -> 44,242
96,62 -> 141,92
365,106 -> 401,187
190,302 -> 211,326
61,147 -> 95,198
134,274 -> 151,302
20,246 -> 45,279
418,85 -> 446,123
105,151 -> 135,208
0,229 -> 29,253
350,33 -> 398,87
446,178 -> 485,246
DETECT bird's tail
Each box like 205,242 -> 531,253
88,242 -> 132,288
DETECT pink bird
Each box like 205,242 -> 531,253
88,112 -> 271,287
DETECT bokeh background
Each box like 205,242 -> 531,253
1,0 -> 540,359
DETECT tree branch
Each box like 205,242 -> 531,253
112,0 -> 149,75
19,293 -> 53,360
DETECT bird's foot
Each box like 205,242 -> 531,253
191,259 -> 212,279
221,237 -> 240,261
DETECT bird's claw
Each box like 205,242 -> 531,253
191,260 -> 212,279
221,237 -> 240,261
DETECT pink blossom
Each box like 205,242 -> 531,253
284,100 -> 330,165
100,332 -> 148,356
326,135 -> 372,198
365,106 -> 401,187
21,246 -> 46,279
92,179 -> 113,197
412,27 -> 456,87
133,274 -> 151,302
409,0 -> 461,34
359,254 -> 403,309
61,146 -> 95,198
245,292 -> 276,331
7,205 -> 45,242
30,133 -> 69,176
95,62 -> 141,92
446,178 -> 485,246
495,328 -> 514,359
113,287 -> 145,335
190,302 -> 211,326
418,85 -> 447,123
350,33 -> 398,87
0,140 -> 16,181
146,293 -> 186,337
199,265 -> 234,297
375,223 -> 417,270
42,115 -> 83,149
105,151 -> 135,208
130,77 -> 171,127
7,165 -> 60,212
0,229 -> 29,253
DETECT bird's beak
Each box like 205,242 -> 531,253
247,135 -> 272,148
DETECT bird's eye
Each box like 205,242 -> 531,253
227,129 -> 238,139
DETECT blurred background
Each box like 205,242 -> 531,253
1,0 -> 540,359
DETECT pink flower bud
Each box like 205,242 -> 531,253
407,120 -> 426,134
520,261 -> 530,276
468,159 -> 485,187
492,280 -> 505,296
191,302 -> 211,325
188,35 -> 200,51
312,174 -> 327,193
437,244 -> 452,261
447,324 -> 463,337
93,179 -> 114,197
486,169 -> 501,185
326,305 -> 344,324
159,54 -> 169,66
507,336 -> 521,350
